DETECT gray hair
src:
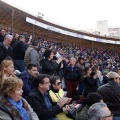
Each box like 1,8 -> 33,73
88,103 -> 107,120
4,34 -> 13,40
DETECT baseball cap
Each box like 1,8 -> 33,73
108,72 -> 120,79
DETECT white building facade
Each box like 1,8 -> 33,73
97,20 -> 109,36
108,28 -> 120,38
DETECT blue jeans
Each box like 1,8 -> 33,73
113,117 -> 120,120
14,60 -> 25,72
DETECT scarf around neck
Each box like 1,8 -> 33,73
7,98 -> 28,120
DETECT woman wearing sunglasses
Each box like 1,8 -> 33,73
49,76 -> 72,120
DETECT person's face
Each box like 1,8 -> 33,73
70,57 -> 76,65
28,67 -> 39,77
5,37 -> 12,46
87,68 -> 92,75
114,77 -> 120,84
4,64 -> 14,76
52,79 -> 61,90
101,107 -> 113,120
9,86 -> 23,102
20,37 -> 25,42
41,78 -> 51,92
93,74 -> 98,79
49,52 -> 54,60
117,70 -> 120,76
107,61 -> 110,64
1,29 -> 5,36
41,48 -> 46,53
80,59 -> 84,64
15,34 -> 19,40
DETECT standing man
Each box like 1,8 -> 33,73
12,35 -> 26,72
39,46 -> 46,62
0,34 -> 13,63
64,57 -> 81,101
18,63 -> 39,98
27,74 -> 71,120
76,56 -> 85,98
10,33 -> 19,46
97,72 -> 120,119
0,29 -> 6,42
24,39 -> 39,67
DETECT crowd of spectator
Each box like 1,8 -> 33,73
0,28 -> 120,120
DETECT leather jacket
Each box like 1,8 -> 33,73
97,81 -> 120,117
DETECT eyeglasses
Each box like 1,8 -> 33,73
55,82 -> 61,85
103,113 -> 113,118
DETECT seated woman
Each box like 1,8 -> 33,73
49,76 -> 72,120
0,77 -> 39,120
0,60 -> 15,86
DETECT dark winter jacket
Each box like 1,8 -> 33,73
27,89 -> 62,120
83,76 -> 97,98
42,59 -> 60,76
18,71 -> 35,98
0,42 -> 12,63
97,81 -> 120,117
12,41 -> 26,60
0,34 -> 5,42
64,65 -> 81,82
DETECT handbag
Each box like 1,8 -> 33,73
66,104 -> 77,120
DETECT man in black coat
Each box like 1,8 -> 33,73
0,29 -> 5,42
97,72 -> 120,119
64,57 -> 81,101
0,34 -> 13,63
27,74 -> 71,120
12,35 -> 26,72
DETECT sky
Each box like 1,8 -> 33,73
3,0 -> 120,30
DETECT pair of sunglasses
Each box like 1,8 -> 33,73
55,82 -> 61,85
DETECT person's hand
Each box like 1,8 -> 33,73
57,97 -> 72,108
57,57 -> 63,64
14,70 -> 21,75
61,63 -> 63,68
66,98 -> 72,104
63,57 -> 68,63
62,105 -> 70,114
